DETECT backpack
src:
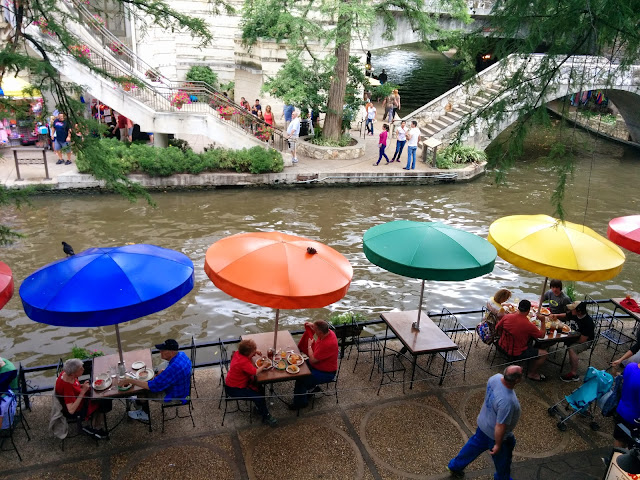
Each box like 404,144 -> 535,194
476,320 -> 495,345
598,374 -> 623,417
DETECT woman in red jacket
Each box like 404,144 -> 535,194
225,339 -> 277,427
292,320 -> 339,409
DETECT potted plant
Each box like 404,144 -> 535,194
329,311 -> 366,357
171,91 -> 192,110
255,125 -> 274,142
217,105 -> 235,120
67,346 -> 105,373
70,44 -> 90,59
108,40 -> 124,56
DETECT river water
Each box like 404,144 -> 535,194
2,123 -> 639,368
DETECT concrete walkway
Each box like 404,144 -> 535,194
0,104 -> 484,190
1,328 -> 629,479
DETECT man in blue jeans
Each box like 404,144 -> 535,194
447,365 -> 523,479
404,120 -> 420,170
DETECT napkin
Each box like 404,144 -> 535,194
620,297 -> 640,313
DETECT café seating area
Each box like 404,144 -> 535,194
2,297 -> 636,479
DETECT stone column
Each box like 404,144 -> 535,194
154,133 -> 169,148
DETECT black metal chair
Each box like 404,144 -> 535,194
54,390 -> 95,451
489,327 -> 520,366
160,377 -> 195,433
369,335 -> 406,395
599,313 -> 635,362
584,295 -> 600,320
0,370 -> 30,461
352,332 -> 381,373
433,308 -> 473,385
190,336 -> 199,399
311,354 -> 342,408
218,340 -> 253,426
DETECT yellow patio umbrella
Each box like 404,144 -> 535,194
488,214 -> 625,305
0,76 -> 41,98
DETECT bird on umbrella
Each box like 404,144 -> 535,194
62,242 -> 75,256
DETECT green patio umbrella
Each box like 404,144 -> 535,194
363,220 -> 497,329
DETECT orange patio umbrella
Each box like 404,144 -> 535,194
204,231 -> 353,351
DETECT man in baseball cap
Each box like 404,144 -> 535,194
119,339 -> 191,422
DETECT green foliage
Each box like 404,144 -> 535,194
370,83 -> 398,102
69,346 -> 104,360
76,138 -> 284,177
310,134 -> 353,147
565,282 -> 577,302
168,137 -> 191,153
436,144 -> 487,169
185,65 -> 218,88
329,311 -> 367,326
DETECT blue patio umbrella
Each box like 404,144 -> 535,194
20,244 -> 194,369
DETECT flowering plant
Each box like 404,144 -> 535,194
121,80 -> 137,91
108,40 -> 124,55
33,17 -> 55,36
69,346 -> 105,360
171,91 -> 192,109
70,44 -> 90,59
91,14 -> 105,27
254,125 -> 274,142
217,105 -> 235,117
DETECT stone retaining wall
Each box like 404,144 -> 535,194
296,136 -> 365,160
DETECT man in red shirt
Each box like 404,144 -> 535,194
496,299 -> 548,381
291,320 -> 339,409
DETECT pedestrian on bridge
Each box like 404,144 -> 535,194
390,120 -> 407,162
403,121 -> 420,170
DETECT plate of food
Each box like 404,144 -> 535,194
136,368 -> 155,381
131,361 -> 145,370
256,357 -> 272,369
561,324 -> 571,333
286,365 -> 300,374
539,307 -> 551,316
275,359 -> 287,371
502,303 -> 517,313
92,374 -> 112,391
118,383 -> 133,391
287,353 -> 304,366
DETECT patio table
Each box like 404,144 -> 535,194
380,310 -> 457,389
534,330 -> 581,348
91,349 -> 153,399
240,331 -> 311,384
611,298 -> 640,333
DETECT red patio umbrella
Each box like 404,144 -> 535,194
0,261 -> 14,309
204,231 -> 353,351
608,215 -> 640,255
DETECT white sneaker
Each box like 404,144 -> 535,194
128,409 -> 149,422
292,158 -> 299,163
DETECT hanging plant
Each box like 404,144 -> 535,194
91,14 -> 106,27
171,91 -> 192,110
33,17 -> 55,36
70,44 -> 91,59
109,40 -> 124,55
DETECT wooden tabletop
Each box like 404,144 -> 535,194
380,310 -> 458,355
91,349 -> 153,399
611,298 -> 640,322
534,330 -> 581,347
241,330 -> 311,384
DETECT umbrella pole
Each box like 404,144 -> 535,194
413,279 -> 426,331
538,277 -> 549,310
114,324 -> 126,375
273,309 -> 280,353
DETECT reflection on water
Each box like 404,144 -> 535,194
1,126 -> 639,368
371,43 -> 458,113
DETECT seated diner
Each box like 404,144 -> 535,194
559,301 -> 595,382
496,300 -> 548,381
55,358 -> 111,439
292,320 -> 339,409
225,339 -> 278,427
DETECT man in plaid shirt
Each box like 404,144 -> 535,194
120,339 -> 191,422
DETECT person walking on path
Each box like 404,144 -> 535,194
390,120 -> 407,162
447,365 -> 523,479
365,102 -> 376,136
282,104 -> 294,132
52,112 -> 73,165
286,110 -> 301,163
374,124 -> 390,165
404,121 -> 420,170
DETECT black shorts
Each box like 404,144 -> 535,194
613,413 -> 639,444
514,346 -> 539,360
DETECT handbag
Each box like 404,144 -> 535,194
598,374 -> 623,417
476,320 -> 495,345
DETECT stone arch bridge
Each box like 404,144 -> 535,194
400,54 -> 640,152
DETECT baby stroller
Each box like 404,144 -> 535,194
547,367 -> 613,431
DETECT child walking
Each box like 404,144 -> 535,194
374,123 -> 390,165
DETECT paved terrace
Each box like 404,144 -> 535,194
0,105 -> 483,190
2,314 -> 632,480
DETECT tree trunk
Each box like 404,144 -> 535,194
322,9 -> 352,141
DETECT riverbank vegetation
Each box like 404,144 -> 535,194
436,144 -> 486,169
75,139 -> 284,177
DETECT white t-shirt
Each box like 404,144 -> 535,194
287,117 -> 301,137
367,106 -> 376,120
396,126 -> 407,141
407,127 -> 420,147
